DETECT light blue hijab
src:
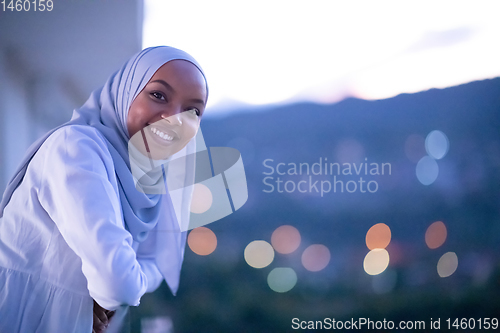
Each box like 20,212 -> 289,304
0,46 -> 208,294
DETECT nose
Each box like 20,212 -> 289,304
161,112 -> 183,126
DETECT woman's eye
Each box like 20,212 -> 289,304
151,92 -> 165,101
187,108 -> 200,116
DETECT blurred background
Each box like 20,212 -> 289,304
1,1 -> 500,332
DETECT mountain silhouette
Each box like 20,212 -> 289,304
200,77 -> 500,250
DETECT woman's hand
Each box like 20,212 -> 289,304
92,300 -> 115,333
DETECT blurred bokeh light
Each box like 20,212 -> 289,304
364,249 -> 390,275
425,130 -> 449,160
187,227 -> 217,256
301,244 -> 331,272
437,252 -> 458,278
271,225 -> 301,254
335,139 -> 365,163
190,183 -> 213,214
404,134 -> 427,163
425,221 -> 447,249
416,156 -> 439,185
365,223 -> 392,250
244,240 -> 274,269
267,267 -> 298,293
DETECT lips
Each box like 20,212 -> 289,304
150,126 -> 174,141
145,123 -> 179,145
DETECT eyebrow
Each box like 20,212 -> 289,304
151,79 -> 174,92
150,79 -> 206,106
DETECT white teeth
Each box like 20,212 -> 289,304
150,126 -> 173,141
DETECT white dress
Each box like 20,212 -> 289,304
0,125 -> 164,333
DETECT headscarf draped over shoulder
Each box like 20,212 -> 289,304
0,46 -> 208,294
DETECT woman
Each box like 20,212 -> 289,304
0,46 -> 208,332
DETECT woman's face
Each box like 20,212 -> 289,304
127,59 -> 207,160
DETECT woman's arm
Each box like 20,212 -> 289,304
38,126 -> 149,310
92,299 -> 115,333
135,229 -> 164,293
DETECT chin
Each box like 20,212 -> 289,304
149,144 -> 186,161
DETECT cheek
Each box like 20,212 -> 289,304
181,119 -> 200,143
127,97 -> 153,135
127,105 -> 142,136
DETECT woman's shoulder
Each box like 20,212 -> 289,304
47,124 -> 108,145
32,124 -> 117,175
41,124 -> 112,157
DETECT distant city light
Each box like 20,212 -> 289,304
190,183 -> 213,214
271,225 -> 301,254
437,252 -> 458,278
416,156 -> 439,185
187,227 -> 217,256
364,248 -> 390,275
415,130 -> 449,185
425,130 -> 449,160
365,223 -> 392,250
405,134 -> 426,163
244,240 -> 274,269
425,221 -> 447,249
267,267 -> 297,293
301,244 -> 331,272
335,139 -> 365,164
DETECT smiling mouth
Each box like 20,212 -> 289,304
149,126 -> 175,141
